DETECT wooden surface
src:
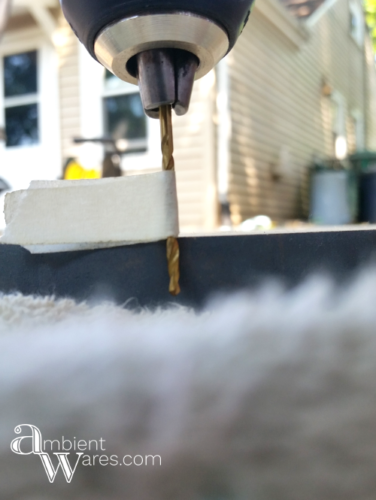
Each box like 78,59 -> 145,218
2,173 -> 179,251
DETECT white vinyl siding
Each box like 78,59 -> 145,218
227,0 -> 374,223
55,13 -> 81,162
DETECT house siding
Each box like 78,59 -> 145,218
2,1 -> 375,230
365,35 -> 376,149
56,13 -> 81,164
173,73 -> 218,230
228,0 -> 376,223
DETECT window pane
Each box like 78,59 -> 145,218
5,104 -> 39,147
105,69 -> 114,81
4,51 -> 37,98
104,93 -> 146,140
104,69 -> 134,93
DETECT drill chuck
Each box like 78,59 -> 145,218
61,0 -> 254,116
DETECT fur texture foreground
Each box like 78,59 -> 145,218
1,272 -> 376,499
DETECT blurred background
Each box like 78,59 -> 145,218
1,0 -> 376,233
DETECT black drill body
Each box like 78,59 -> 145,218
60,0 -> 254,60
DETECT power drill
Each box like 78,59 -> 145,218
60,0 -> 254,119
60,0 -> 254,295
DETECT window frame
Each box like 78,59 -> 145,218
2,49 -> 40,148
351,109 -> 365,151
102,72 -> 148,151
349,0 -> 364,48
331,90 -> 348,160
0,26 -> 61,190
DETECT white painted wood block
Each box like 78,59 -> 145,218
1,172 -> 179,253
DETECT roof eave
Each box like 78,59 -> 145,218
304,0 -> 339,27
254,0 -> 310,47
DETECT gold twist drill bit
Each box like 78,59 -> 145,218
159,104 -> 181,296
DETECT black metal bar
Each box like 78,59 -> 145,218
0,230 -> 375,308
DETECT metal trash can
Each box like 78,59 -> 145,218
309,161 -> 357,225
349,151 -> 376,173
359,172 -> 376,223
349,152 -> 376,223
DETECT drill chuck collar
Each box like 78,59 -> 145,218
60,0 -> 254,62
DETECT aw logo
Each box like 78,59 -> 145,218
11,425 -> 83,483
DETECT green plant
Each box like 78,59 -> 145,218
365,0 -> 376,54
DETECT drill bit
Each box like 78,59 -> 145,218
160,105 -> 175,171
159,105 -> 181,296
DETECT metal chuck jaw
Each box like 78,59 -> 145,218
136,49 -> 198,119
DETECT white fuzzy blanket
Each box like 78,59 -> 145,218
1,272 -> 376,499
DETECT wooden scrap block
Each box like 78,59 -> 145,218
1,172 -> 179,253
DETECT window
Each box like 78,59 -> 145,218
79,45 -> 161,174
0,30 -> 61,192
351,109 -> 365,151
103,70 -> 147,152
2,50 -> 39,148
349,1 -> 364,47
